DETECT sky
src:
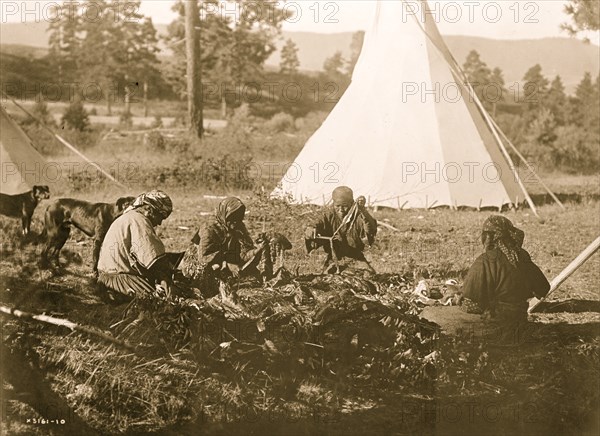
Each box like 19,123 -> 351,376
1,0 -> 598,44
137,0 -> 599,43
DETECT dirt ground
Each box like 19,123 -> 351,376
0,174 -> 599,435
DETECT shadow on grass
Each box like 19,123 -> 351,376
533,299 -> 600,314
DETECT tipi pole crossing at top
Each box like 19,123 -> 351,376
272,0 -> 559,212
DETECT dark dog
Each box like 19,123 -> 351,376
41,196 -> 135,274
0,185 -> 51,235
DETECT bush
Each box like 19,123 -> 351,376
211,104 -> 256,153
295,111 -> 328,134
23,124 -> 61,155
61,100 -> 90,132
171,112 -> 187,128
144,131 -> 165,151
166,137 -> 191,154
494,112 -> 527,145
553,125 -> 600,173
150,115 -> 163,129
119,110 -> 133,128
518,108 -> 599,173
60,127 -> 101,150
265,112 -> 295,134
229,103 -> 257,127
27,98 -> 57,128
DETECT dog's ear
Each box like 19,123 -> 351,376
33,185 -> 51,199
116,196 -> 135,211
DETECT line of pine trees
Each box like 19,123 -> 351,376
1,1 -> 597,172
461,49 -> 599,173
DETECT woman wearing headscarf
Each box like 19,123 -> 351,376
304,186 -> 377,273
460,215 -> 550,324
97,190 -> 175,301
180,197 -> 268,295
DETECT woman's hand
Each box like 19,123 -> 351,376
159,279 -> 172,299
226,262 -> 240,278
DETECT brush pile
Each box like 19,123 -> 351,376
3,272 -> 599,434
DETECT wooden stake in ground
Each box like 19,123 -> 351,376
0,305 -> 135,350
528,236 -> 600,313
185,0 -> 203,138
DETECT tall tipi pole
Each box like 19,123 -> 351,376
185,0 -> 203,138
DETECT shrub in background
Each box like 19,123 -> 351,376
145,131 -> 166,151
61,100 -> 90,132
166,136 -> 191,154
295,111 -> 328,134
119,110 -> 133,129
265,112 -> 295,134
552,125 -> 600,173
61,127 -> 101,150
27,97 -> 57,128
23,124 -> 61,155
150,115 -> 163,129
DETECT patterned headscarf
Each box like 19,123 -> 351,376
216,197 -> 246,228
482,215 -> 525,267
126,190 -> 173,219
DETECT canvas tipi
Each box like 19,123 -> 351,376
272,0 -> 534,211
0,105 -> 53,195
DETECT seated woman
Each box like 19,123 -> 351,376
179,197 -> 270,296
304,186 -> 377,274
460,215 -> 550,325
97,190 -> 176,302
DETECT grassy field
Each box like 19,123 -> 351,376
1,118 -> 599,435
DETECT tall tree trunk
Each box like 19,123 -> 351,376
185,0 -> 203,138
143,81 -> 149,118
124,84 -> 131,117
106,80 -> 112,116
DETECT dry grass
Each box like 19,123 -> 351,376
1,127 -> 599,434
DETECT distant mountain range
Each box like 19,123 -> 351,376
2,22 -> 598,93
269,31 -> 599,92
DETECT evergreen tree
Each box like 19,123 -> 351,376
572,72 -> 600,132
47,0 -> 162,113
546,76 -> 568,125
280,39 -> 300,75
462,50 -> 495,110
163,0 -> 291,103
489,67 -> 507,101
562,0 -> 600,37
62,99 -> 90,131
32,98 -> 56,127
522,64 -> 550,119
323,51 -> 347,79
47,0 -> 81,82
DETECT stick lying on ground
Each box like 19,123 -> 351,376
378,222 -> 399,232
528,236 -> 600,313
0,305 -> 136,350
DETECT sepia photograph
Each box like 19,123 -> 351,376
0,0 -> 599,434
